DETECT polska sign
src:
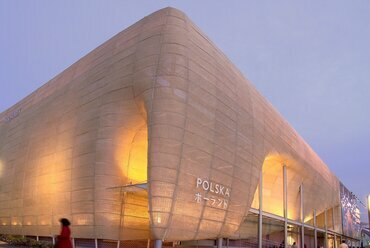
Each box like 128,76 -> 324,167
196,177 -> 230,198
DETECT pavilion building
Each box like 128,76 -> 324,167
0,7 -> 361,248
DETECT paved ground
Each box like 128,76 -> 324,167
0,245 -> 48,248
0,246 -> 28,248
0,245 -> 29,248
0,242 -> 28,248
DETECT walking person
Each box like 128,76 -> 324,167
56,218 -> 72,248
340,240 -> 349,248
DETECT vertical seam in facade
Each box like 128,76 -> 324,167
160,11 -> 193,241
118,14 -> 150,241
20,123 -> 32,236
218,84 -> 241,237
192,27 -> 219,241
70,98 -> 79,241
147,9 -> 170,239
93,95 -> 103,240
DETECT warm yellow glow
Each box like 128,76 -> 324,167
368,195 -> 370,211
77,219 -> 87,225
114,121 -> 150,238
262,153 -> 291,173
288,234 -> 296,246
116,126 -> 148,184
261,153 -> 288,217
304,216 -> 314,223
127,127 -> 148,183
261,153 -> 315,221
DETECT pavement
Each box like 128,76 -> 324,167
0,242 -> 28,248
0,244 -> 46,248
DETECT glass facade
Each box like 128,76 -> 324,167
262,216 -> 285,247
336,236 -> 341,248
230,213 -> 259,247
327,233 -> 335,248
287,224 -> 301,248
234,163 -> 361,248
317,231 -> 326,248
304,228 -> 315,248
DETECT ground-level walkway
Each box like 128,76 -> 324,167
0,241 -> 27,248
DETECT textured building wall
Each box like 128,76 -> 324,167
0,7 -> 339,242
140,8 -> 339,241
0,9 -> 155,240
142,8 -> 257,241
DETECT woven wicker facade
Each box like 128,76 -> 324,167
0,7 -> 340,242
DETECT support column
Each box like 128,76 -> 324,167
314,209 -> 317,248
95,238 -> 98,248
217,237 -> 223,248
324,210 -> 328,248
324,208 -> 327,229
258,171 -> 263,248
283,165 -> 288,248
300,184 -> 304,248
332,207 -> 335,231
154,240 -> 162,248
117,189 -> 125,245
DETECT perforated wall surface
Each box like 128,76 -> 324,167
0,7 -> 339,242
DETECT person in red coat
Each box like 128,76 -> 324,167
57,218 -> 72,248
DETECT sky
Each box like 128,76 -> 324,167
1,1 -> 369,221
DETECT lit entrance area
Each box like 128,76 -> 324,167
156,154 -> 361,248
193,154 -> 360,248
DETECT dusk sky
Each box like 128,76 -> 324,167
1,1 -> 369,220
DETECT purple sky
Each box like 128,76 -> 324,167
1,1 -> 369,220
